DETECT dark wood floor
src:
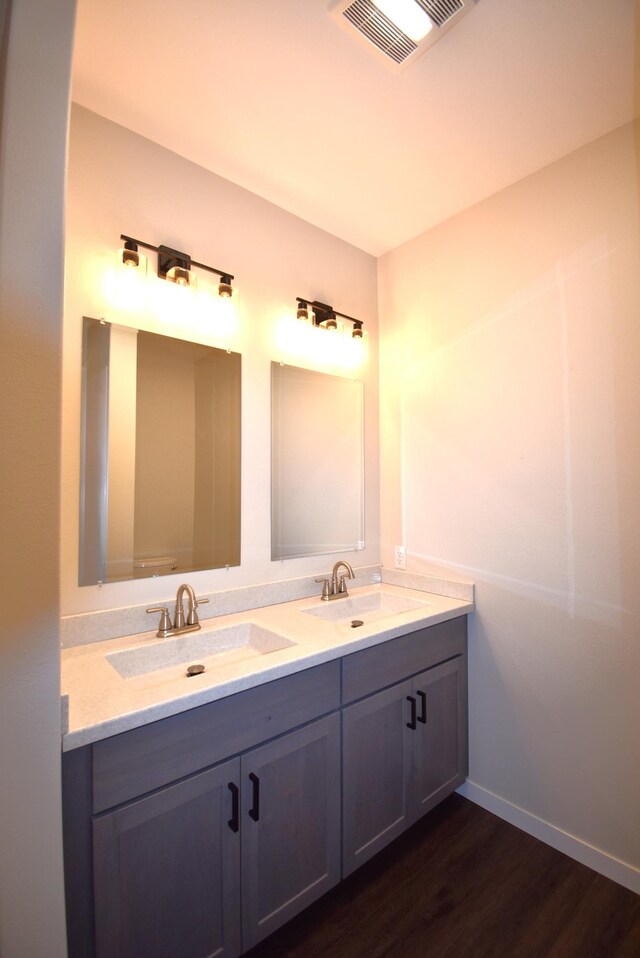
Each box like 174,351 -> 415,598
246,794 -> 640,958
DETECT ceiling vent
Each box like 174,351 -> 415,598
331,0 -> 478,70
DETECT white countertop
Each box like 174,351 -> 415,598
61,583 -> 473,750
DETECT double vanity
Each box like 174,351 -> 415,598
61,231 -> 478,957
62,575 -> 472,958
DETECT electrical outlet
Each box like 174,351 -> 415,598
393,545 -> 406,569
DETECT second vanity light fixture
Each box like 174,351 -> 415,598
296,297 -> 364,339
119,234 -> 235,297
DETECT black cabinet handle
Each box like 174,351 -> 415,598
248,772 -> 260,821
417,690 -> 427,724
227,782 -> 239,833
406,695 -> 417,730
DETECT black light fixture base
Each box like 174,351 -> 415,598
296,295 -> 364,338
309,301 -> 334,327
157,244 -> 191,280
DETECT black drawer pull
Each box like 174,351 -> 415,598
406,695 -> 417,730
227,782 -> 239,833
417,690 -> 427,724
249,772 -> 260,821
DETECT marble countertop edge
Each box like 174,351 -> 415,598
61,583 -> 474,752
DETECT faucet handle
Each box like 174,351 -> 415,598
315,577 -> 332,600
187,597 -> 209,626
147,606 -> 172,636
338,574 -> 351,595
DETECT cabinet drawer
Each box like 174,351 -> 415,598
341,616 -> 466,705
93,660 -> 340,813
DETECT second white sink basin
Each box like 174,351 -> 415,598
107,622 -> 296,679
302,590 -> 432,626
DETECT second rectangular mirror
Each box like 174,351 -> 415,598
271,362 -> 364,560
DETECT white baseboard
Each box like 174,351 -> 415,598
457,780 -> 640,895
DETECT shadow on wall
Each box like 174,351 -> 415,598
466,578 -> 639,869
401,235 -> 625,634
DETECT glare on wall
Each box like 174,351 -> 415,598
103,254 -> 239,342
275,315 -> 368,371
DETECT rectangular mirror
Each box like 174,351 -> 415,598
79,317 -> 241,584
271,362 -> 364,560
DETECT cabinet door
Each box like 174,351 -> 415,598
93,758 -> 241,958
342,678 -> 414,877
241,712 -> 341,950
410,656 -> 467,822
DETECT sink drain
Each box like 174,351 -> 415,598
350,620 -> 364,628
186,663 -> 205,677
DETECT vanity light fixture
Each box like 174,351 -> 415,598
119,234 -> 235,297
118,238 -> 147,275
295,297 -> 364,339
120,239 -> 140,269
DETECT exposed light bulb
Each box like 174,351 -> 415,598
166,265 -> 194,287
120,240 -> 140,269
218,275 -> 233,298
122,250 -> 139,268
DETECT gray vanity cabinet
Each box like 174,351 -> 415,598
63,661 -> 342,958
92,758 -> 241,958
63,619 -> 467,957
342,619 -> 468,877
342,678 -> 415,873
90,713 -> 341,958
411,657 -> 467,818
240,712 -> 341,950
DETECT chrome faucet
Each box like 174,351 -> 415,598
147,583 -> 209,638
316,560 -> 355,601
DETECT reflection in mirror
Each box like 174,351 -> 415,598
271,362 -> 364,560
79,317 -> 241,584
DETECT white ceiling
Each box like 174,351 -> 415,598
71,0 -> 638,255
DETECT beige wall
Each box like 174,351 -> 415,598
0,0 -> 75,955
378,121 -> 640,886
192,348 -> 242,570
133,335 -> 198,570
63,105 -> 380,615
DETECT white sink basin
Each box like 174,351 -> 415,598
302,590 -> 432,626
107,622 -> 296,679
